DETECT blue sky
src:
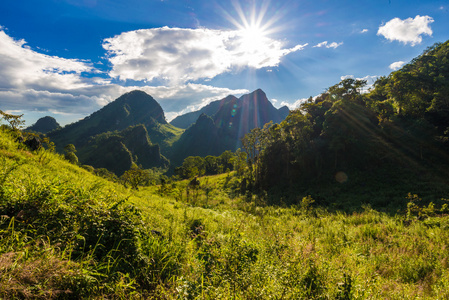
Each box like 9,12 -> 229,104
0,0 -> 448,126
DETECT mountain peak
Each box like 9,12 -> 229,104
26,116 -> 61,134
100,90 -> 167,127
253,88 -> 265,95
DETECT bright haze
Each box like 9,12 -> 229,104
0,0 -> 448,126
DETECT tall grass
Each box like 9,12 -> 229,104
2,128 -> 449,298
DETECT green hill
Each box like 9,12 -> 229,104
26,116 -> 61,134
48,90 -> 182,174
2,122 -> 449,298
78,124 -> 169,175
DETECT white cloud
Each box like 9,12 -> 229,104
103,27 -> 307,84
0,30 -> 94,91
361,29 -> 369,33
280,98 -> 309,110
340,75 -> 379,93
377,15 -> 433,46
0,29 -> 251,125
313,41 -> 343,49
0,83 -> 249,125
137,83 -> 248,119
389,61 -> 406,70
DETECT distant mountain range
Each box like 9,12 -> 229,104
171,89 -> 289,129
169,89 -> 290,164
35,89 -> 287,174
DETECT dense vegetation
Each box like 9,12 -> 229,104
229,41 -> 449,208
2,124 -> 449,299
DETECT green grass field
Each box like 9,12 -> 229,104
1,128 -> 449,299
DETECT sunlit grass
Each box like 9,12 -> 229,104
2,128 -> 449,298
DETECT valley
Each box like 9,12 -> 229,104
1,40 -> 449,299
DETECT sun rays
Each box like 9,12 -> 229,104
219,0 -> 288,60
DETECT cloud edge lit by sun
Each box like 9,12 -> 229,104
103,26 -> 308,84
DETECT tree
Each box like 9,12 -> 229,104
232,149 -> 247,177
121,164 -> 151,190
204,155 -> 218,174
176,156 -> 206,179
0,110 -> 25,131
64,144 -> 78,164
219,150 -> 235,172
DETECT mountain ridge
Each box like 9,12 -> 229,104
47,90 -> 176,174
170,90 -> 289,129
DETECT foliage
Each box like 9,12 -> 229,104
0,128 -> 181,298
175,150 -> 244,179
236,42 -> 449,199
0,109 -> 25,132
2,39 -> 449,300
64,143 -> 78,164
120,163 -> 152,189
2,123 -> 449,298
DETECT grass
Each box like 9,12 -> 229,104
2,128 -> 449,298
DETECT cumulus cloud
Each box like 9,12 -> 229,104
1,83 -> 249,125
137,83 -> 248,121
377,15 -> 433,46
0,29 -> 251,125
280,98 -> 309,110
389,61 -> 406,70
361,29 -> 369,33
0,30 -> 94,91
103,27 -> 307,83
0,29 -> 110,123
313,41 -> 343,49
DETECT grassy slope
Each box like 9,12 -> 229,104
2,129 -> 449,299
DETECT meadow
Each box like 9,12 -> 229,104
1,128 -> 449,299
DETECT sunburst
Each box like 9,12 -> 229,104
221,0 -> 283,53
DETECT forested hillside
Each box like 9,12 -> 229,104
229,41 -> 449,208
46,90 -> 182,174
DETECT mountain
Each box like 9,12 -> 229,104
169,89 -> 286,163
170,95 -> 238,129
49,90 -> 170,147
26,116 -> 60,134
79,125 -> 169,175
278,106 -> 290,120
170,114 -> 224,165
214,89 -> 285,138
170,91 -> 288,129
48,90 -> 179,174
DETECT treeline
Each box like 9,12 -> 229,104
175,150 -> 247,179
238,41 -> 449,191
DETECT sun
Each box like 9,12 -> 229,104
238,24 -> 268,53
219,1 -> 285,55
217,0 -> 296,68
